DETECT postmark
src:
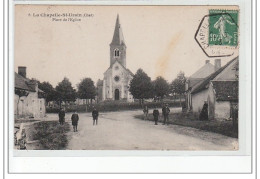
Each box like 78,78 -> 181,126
195,9 -> 239,57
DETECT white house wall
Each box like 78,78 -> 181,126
208,82 -> 216,120
14,92 -> 46,118
192,89 -> 208,113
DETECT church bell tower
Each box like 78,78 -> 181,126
110,14 -> 126,67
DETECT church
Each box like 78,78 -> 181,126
97,15 -> 134,102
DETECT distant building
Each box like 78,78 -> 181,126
186,59 -> 221,111
14,66 -> 46,118
75,98 -> 96,105
190,57 -> 238,120
97,15 -> 134,102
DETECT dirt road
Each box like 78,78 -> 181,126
62,109 -> 238,150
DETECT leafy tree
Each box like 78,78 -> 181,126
153,76 -> 169,100
129,69 -> 153,104
55,77 -> 76,107
38,81 -> 56,103
77,78 -> 96,104
170,71 -> 187,103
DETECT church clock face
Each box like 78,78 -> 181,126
114,76 -> 120,82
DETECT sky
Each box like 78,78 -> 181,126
14,5 -> 239,88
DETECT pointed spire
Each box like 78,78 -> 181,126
111,14 -> 125,45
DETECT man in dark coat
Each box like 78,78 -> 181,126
199,101 -> 209,121
58,108 -> 65,125
153,107 -> 160,125
162,103 -> 170,125
92,107 -> 99,125
71,111 -> 79,132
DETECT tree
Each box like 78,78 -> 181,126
153,76 -> 169,100
129,69 -> 153,104
38,81 -> 56,103
55,77 -> 76,107
170,71 -> 187,104
77,78 -> 96,104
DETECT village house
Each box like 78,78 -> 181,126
190,57 -> 238,120
14,66 -> 46,118
185,59 -> 221,111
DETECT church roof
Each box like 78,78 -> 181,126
104,60 -> 134,76
110,14 -> 125,46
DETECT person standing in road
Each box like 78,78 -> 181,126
143,106 -> 149,120
153,106 -> 160,125
199,101 -> 209,121
162,103 -> 170,125
58,108 -> 65,125
92,107 -> 99,125
71,111 -> 79,132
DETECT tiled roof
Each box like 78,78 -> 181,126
15,72 -> 36,91
189,62 -> 215,79
211,81 -> 238,101
15,73 -> 45,95
191,57 -> 238,94
110,14 -> 125,46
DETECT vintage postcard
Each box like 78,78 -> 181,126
13,5 -> 241,152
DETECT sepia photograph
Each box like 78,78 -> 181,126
13,5 -> 239,151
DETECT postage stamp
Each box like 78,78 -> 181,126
208,10 -> 239,46
195,9 -> 239,57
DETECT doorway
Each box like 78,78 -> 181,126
115,89 -> 120,100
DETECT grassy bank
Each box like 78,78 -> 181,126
135,113 -> 238,138
26,121 -> 70,150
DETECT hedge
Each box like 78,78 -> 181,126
46,100 -> 183,113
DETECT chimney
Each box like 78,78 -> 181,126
18,66 -> 26,78
205,60 -> 210,64
215,59 -> 221,71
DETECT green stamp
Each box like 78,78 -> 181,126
209,10 -> 238,46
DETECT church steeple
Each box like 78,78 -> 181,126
110,14 -> 127,67
111,14 -> 125,45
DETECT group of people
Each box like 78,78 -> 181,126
58,104 -> 171,131
143,104 -> 171,125
58,107 -> 99,132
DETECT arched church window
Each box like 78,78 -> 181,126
114,49 -> 120,57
